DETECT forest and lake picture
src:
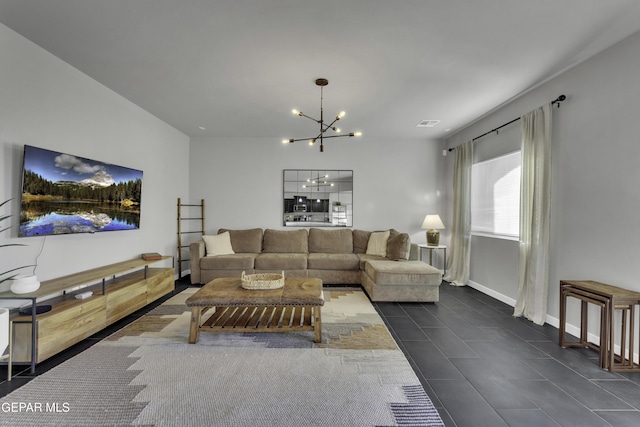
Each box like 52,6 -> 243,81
19,145 -> 143,237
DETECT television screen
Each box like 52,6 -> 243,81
19,145 -> 143,237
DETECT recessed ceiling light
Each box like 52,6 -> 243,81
416,120 -> 440,128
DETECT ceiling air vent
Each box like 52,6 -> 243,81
416,120 -> 440,128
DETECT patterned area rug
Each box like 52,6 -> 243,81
0,287 -> 444,426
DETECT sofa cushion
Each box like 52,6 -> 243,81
202,232 -> 234,256
200,253 -> 257,270
387,232 -> 411,261
254,253 -> 308,270
357,253 -> 388,270
218,228 -> 263,253
308,228 -> 353,253
263,229 -> 308,253
353,230 -> 372,254
307,253 -> 360,270
365,260 -> 442,285
366,230 -> 390,257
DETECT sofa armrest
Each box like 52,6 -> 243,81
408,243 -> 419,261
189,241 -> 206,284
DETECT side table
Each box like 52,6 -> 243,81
418,244 -> 447,274
559,280 -> 640,372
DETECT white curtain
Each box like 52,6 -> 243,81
444,140 -> 473,286
514,103 -> 552,325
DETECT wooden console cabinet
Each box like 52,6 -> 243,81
1,257 -> 174,372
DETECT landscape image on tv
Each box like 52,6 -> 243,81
19,145 -> 143,237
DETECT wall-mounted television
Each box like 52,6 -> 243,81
19,145 -> 143,237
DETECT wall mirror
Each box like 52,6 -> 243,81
283,169 -> 353,227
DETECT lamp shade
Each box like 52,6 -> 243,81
421,214 -> 445,230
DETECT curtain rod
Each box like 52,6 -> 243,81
448,94 -> 566,152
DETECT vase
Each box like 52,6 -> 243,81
10,274 -> 40,294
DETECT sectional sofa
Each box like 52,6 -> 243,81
189,228 -> 442,302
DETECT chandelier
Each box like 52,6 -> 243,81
303,174 -> 334,191
283,78 -> 362,152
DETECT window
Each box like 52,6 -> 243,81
471,151 -> 521,239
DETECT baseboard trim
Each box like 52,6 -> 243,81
466,280 -> 637,364
467,280 -> 516,307
176,268 -> 191,281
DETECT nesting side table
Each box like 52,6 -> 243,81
559,280 -> 640,371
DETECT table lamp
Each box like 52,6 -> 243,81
421,214 -> 445,246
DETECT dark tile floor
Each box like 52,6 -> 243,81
374,282 -> 640,427
3,279 -> 640,426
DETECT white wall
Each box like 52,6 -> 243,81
444,29 -> 640,331
0,24 -> 189,287
189,135 -> 444,250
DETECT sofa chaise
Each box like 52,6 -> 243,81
190,228 -> 442,302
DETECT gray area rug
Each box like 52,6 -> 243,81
0,288 -> 444,426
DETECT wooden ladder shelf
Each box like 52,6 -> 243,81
177,198 -> 205,278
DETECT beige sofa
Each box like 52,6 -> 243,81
190,228 -> 442,302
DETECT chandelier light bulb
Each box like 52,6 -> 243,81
337,111 -> 346,119
335,127 -> 341,132
354,132 -> 362,136
292,109 -> 301,115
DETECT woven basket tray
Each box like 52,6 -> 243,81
241,271 -> 285,290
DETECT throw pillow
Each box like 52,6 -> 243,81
387,232 -> 411,260
218,228 -> 263,253
366,230 -> 390,257
352,229 -> 372,254
202,232 -> 235,256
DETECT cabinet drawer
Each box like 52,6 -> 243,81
13,296 -> 106,363
107,280 -> 147,323
146,268 -> 175,303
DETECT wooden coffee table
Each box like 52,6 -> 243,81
185,277 -> 324,343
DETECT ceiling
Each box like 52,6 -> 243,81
2,0 -> 640,143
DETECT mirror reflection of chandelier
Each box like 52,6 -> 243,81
303,174 -> 334,191
283,78 -> 362,153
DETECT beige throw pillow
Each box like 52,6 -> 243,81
366,230 -> 390,257
202,232 -> 235,256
